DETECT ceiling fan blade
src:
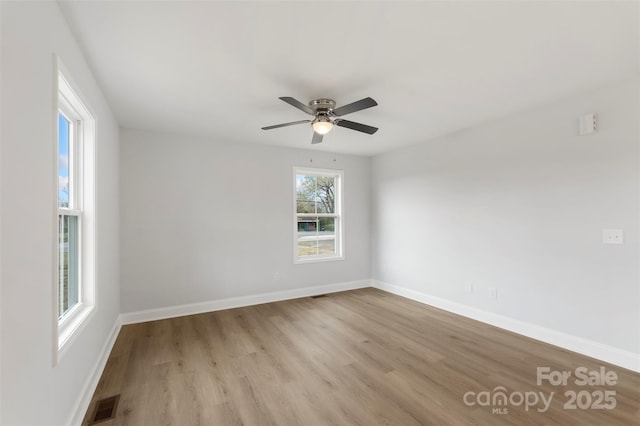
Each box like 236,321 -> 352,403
332,97 -> 378,116
335,119 -> 378,135
311,131 -> 324,144
262,119 -> 311,130
279,97 -> 314,115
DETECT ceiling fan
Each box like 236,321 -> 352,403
262,97 -> 379,144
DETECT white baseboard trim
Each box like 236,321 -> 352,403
373,280 -> 640,373
68,315 -> 122,426
120,280 -> 372,325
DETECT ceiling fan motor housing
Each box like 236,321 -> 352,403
309,98 -> 336,114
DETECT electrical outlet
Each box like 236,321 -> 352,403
274,272 -> 280,281
489,287 -> 498,300
464,281 -> 473,294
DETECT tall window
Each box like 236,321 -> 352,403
294,167 -> 343,263
56,68 -> 95,354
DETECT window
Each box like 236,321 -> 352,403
56,67 -> 96,355
294,167 -> 343,263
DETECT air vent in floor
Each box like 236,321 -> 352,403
89,395 -> 120,424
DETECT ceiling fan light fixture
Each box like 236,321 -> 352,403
312,117 -> 333,135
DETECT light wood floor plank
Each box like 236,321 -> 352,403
83,288 -> 640,425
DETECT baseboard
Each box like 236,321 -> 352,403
68,315 -> 122,426
120,279 -> 372,325
372,280 -> 640,373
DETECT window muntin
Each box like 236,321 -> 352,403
294,168 -> 343,262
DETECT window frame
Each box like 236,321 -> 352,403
293,167 -> 344,264
54,63 -> 96,362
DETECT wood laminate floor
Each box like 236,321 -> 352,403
83,288 -> 640,425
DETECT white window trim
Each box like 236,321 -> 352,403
293,167 -> 344,264
54,60 -> 96,363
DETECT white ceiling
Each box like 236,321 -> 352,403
58,1 -> 639,156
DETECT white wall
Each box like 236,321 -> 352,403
1,2 -> 120,425
120,129 -> 370,313
372,77 -> 640,357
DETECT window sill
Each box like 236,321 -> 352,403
58,303 -> 94,359
294,255 -> 345,265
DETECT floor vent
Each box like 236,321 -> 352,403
311,294 -> 328,299
89,395 -> 120,424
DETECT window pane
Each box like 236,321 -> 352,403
58,113 -> 71,208
296,174 -> 317,213
297,217 -> 318,236
318,238 -> 336,255
318,217 -> 335,234
315,176 -> 335,213
58,214 -> 79,318
297,240 -> 317,257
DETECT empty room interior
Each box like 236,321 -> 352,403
1,1 -> 640,425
